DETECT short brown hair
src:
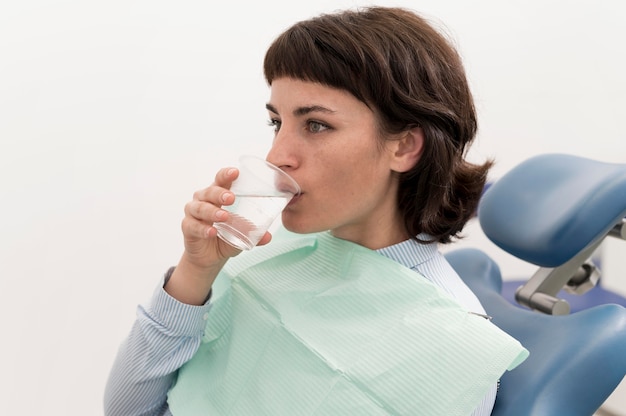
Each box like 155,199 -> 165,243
264,7 -> 492,243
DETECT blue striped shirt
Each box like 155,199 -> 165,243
104,237 -> 496,415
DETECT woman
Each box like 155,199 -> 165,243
105,7 -> 526,415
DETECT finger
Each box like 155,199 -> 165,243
192,186 -> 235,207
256,231 -> 273,247
181,215 -> 213,240
214,166 -> 239,187
190,167 -> 238,203
185,199 -> 228,223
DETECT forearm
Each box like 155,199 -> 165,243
104,271 -> 211,416
164,253 -> 227,306
104,318 -> 177,416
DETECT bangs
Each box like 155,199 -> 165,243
263,22 -> 371,105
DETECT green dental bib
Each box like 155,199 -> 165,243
168,232 -> 528,415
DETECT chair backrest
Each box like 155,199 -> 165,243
478,153 -> 626,267
477,153 -> 626,314
446,248 -> 626,416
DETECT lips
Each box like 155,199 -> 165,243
287,193 -> 302,206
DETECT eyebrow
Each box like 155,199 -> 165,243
265,103 -> 336,117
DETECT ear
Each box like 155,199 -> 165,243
388,126 -> 424,173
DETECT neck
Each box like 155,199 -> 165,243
330,214 -> 410,250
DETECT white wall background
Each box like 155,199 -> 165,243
1,0 -> 624,414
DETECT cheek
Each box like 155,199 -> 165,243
311,149 -> 386,206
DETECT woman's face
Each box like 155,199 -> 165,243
266,77 -> 408,249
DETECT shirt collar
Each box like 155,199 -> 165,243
376,234 -> 438,270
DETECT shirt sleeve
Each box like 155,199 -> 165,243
104,268 -> 212,416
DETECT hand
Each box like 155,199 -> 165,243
166,166 -> 272,304
182,166 -> 241,266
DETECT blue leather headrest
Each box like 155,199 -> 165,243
478,154 -> 626,267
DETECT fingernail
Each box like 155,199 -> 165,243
227,168 -> 237,176
215,209 -> 227,220
221,192 -> 232,203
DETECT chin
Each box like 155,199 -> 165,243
281,221 -> 313,235
281,212 -> 325,235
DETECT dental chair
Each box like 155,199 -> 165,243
445,153 -> 626,415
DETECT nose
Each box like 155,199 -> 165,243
266,130 -> 298,172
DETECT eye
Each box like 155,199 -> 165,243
307,120 -> 330,133
267,118 -> 281,133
